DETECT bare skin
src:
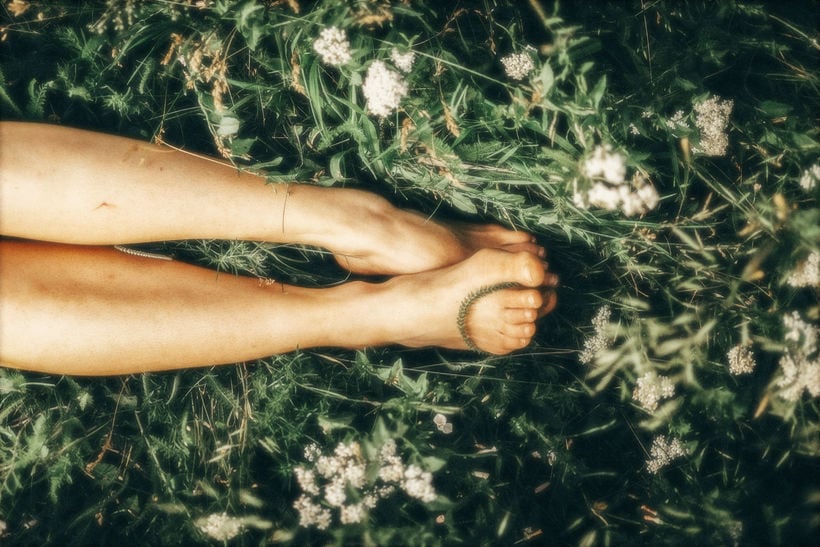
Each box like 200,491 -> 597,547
0,241 -> 557,375
0,122 -> 559,375
0,122 -> 544,275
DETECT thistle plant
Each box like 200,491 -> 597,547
1,1 -> 818,545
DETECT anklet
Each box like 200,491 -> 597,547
457,282 -> 519,353
114,245 -> 173,261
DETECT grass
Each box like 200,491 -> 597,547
1,0 -> 818,544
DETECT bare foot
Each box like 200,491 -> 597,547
324,197 -> 545,275
367,248 -> 558,354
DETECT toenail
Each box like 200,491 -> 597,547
538,247 -> 546,258
546,273 -> 559,286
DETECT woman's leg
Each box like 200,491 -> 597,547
0,240 -> 557,375
0,122 -> 543,275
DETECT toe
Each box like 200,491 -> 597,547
504,336 -> 532,351
537,290 -> 558,317
503,288 -> 544,309
504,308 -> 538,323
500,242 -> 546,258
503,322 -> 536,338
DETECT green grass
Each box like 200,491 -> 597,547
1,1 -> 818,544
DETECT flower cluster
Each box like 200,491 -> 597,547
501,52 -> 535,80
433,413 -> 453,434
632,371 -> 675,412
362,60 -> 409,117
727,344 -> 756,376
293,439 -> 437,530
646,435 -> 687,474
572,145 -> 659,216
195,513 -> 243,541
692,96 -> 734,157
787,250 -> 819,288
313,27 -> 353,66
799,164 -> 819,191
775,312 -> 820,401
390,48 -> 416,73
579,305 -> 613,365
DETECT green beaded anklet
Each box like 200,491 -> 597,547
456,282 -> 519,353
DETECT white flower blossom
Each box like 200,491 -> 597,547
646,435 -> 687,474
304,443 -> 321,462
776,311 -> 820,401
433,413 -> 453,434
579,305 -> 613,365
727,344 -> 756,376
195,513 -> 243,541
787,251 -> 819,288
339,503 -> 366,524
293,438 -> 438,529
582,145 -> 627,184
574,146 -> 659,216
798,164 -> 820,191
692,96 -> 733,157
293,495 -> 332,530
324,478 -> 347,507
362,60 -> 408,117
390,48 -> 416,72
632,371 -> 675,412
402,465 -> 437,502
294,466 -> 320,496
665,109 -> 688,129
501,52 -> 535,80
313,27 -> 353,66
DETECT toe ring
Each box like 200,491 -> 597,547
457,282 -> 519,353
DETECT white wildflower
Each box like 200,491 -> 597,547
304,443 -> 321,462
641,109 -> 654,119
334,441 -> 360,460
315,454 -> 340,479
776,311 -> 820,401
632,371 -> 676,412
575,148 -> 659,216
339,503 -> 366,525
195,513 -> 243,541
798,164 -> 820,191
341,459 -> 367,489
402,465 -> 437,503
390,48 -> 416,73
433,413 -> 453,434
579,305 -> 613,365
587,181 -> 621,211
362,60 -> 408,117
378,453 -> 405,484
293,438 -> 438,529
324,478 -> 347,507
787,251 -> 819,288
646,435 -> 687,474
727,344 -> 756,376
293,495 -> 332,530
294,466 -> 320,496
629,123 -> 640,136
582,145 -> 627,184
692,96 -> 733,157
783,311 -> 818,356
313,26 -> 352,66
665,109 -> 688,129
501,52 -> 534,80
633,174 -> 660,211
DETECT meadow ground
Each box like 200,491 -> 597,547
0,1 -> 818,544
